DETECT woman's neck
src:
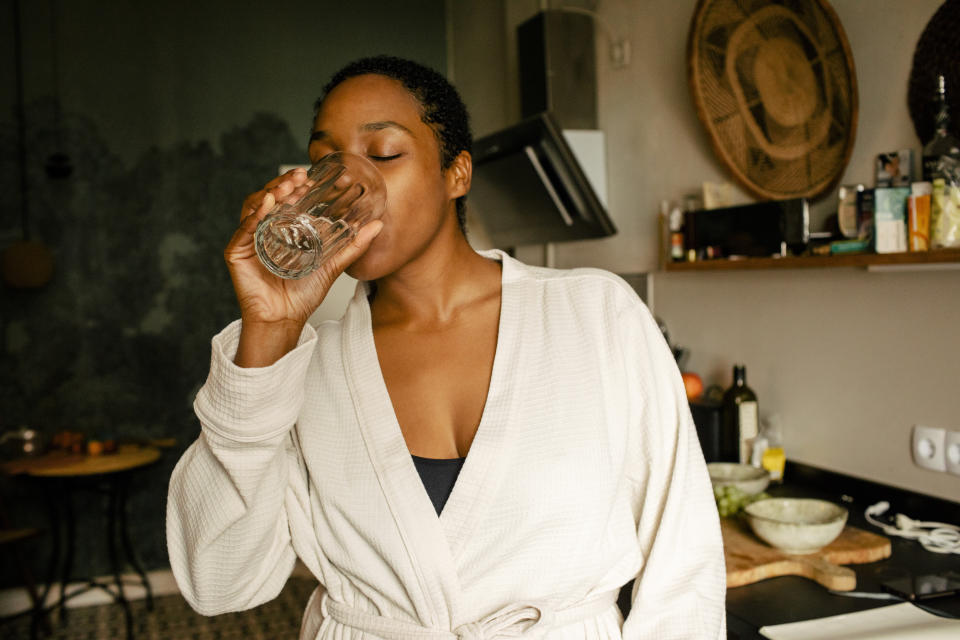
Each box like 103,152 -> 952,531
370,236 -> 501,330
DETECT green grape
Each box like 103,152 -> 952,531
713,485 -> 771,517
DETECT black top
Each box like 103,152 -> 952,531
411,455 -> 466,516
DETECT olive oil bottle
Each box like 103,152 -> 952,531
721,364 -> 758,463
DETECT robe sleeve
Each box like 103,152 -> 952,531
618,303 -> 727,639
166,319 -> 317,615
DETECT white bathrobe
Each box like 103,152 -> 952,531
166,250 -> 726,639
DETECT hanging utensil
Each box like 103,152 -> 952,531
45,0 -> 72,179
1,0 -> 55,289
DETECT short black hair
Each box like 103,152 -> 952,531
315,55 -> 473,233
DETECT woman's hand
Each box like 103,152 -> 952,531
226,168 -> 383,367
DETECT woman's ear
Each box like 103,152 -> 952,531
446,151 -> 472,200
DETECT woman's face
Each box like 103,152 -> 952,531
308,74 -> 465,281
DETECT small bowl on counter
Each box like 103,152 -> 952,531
744,498 -> 848,555
707,462 -> 770,496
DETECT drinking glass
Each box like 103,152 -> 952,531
254,151 -> 387,279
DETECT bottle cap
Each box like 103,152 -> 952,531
732,364 -> 746,383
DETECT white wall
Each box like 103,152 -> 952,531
654,0 -> 959,503
655,267 -> 960,502
450,0 -> 960,502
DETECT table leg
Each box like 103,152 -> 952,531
118,474 -> 153,610
0,483 -> 51,639
8,450 -> 161,637
107,477 -> 134,639
39,480 -> 60,616
59,479 -> 75,624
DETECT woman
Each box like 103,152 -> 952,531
167,56 -> 725,639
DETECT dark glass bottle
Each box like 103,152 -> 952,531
721,364 -> 759,463
922,74 -> 960,182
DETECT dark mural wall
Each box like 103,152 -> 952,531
1,102 -> 305,583
1,0 -> 445,587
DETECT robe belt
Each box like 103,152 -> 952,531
321,589 -> 620,640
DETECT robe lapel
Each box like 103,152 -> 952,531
339,250 -> 525,628
340,282 -> 458,628
438,251 -> 524,562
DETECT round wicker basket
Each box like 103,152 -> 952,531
687,0 -> 858,201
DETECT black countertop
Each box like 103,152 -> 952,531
726,461 -> 960,639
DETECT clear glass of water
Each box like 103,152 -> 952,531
254,151 -> 387,279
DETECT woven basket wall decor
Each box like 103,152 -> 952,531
687,0 -> 858,201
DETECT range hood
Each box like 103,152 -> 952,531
468,112 -> 617,249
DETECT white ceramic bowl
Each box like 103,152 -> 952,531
707,462 -> 770,495
744,498 -> 848,554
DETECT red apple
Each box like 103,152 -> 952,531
681,372 -> 704,400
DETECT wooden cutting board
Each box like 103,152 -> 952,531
722,517 -> 891,591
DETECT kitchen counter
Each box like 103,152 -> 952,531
725,461 -> 960,639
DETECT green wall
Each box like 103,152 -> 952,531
2,0 -> 448,163
0,0 -> 446,586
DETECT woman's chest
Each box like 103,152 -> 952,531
373,313 -> 500,458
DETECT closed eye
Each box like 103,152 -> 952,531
369,154 -> 401,162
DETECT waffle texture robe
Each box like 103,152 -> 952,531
166,250 -> 726,639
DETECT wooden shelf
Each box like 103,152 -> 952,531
663,248 -> 960,271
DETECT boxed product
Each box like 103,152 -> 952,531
908,182 -> 932,251
875,150 -> 913,187
873,187 -> 910,253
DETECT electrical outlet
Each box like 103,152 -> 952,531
945,430 -> 960,476
912,425 -> 946,472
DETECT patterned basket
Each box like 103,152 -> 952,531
687,0 -> 858,201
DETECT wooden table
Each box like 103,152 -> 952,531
2,446 -> 160,477
2,446 -> 162,640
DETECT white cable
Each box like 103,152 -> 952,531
865,501 -> 960,554
827,589 -> 899,600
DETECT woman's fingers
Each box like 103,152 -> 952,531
353,219 -> 384,250
271,168 -> 310,205
225,217 -> 257,268
240,168 -> 309,219
231,167 -> 312,267
287,182 -> 312,203
322,220 -> 384,276
245,190 -> 276,224
268,179 -> 298,205
241,190 -> 265,219
230,190 -> 277,257
265,166 -> 307,190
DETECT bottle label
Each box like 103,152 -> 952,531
739,401 -> 759,463
671,232 -> 684,260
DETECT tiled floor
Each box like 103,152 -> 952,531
2,577 -> 316,640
